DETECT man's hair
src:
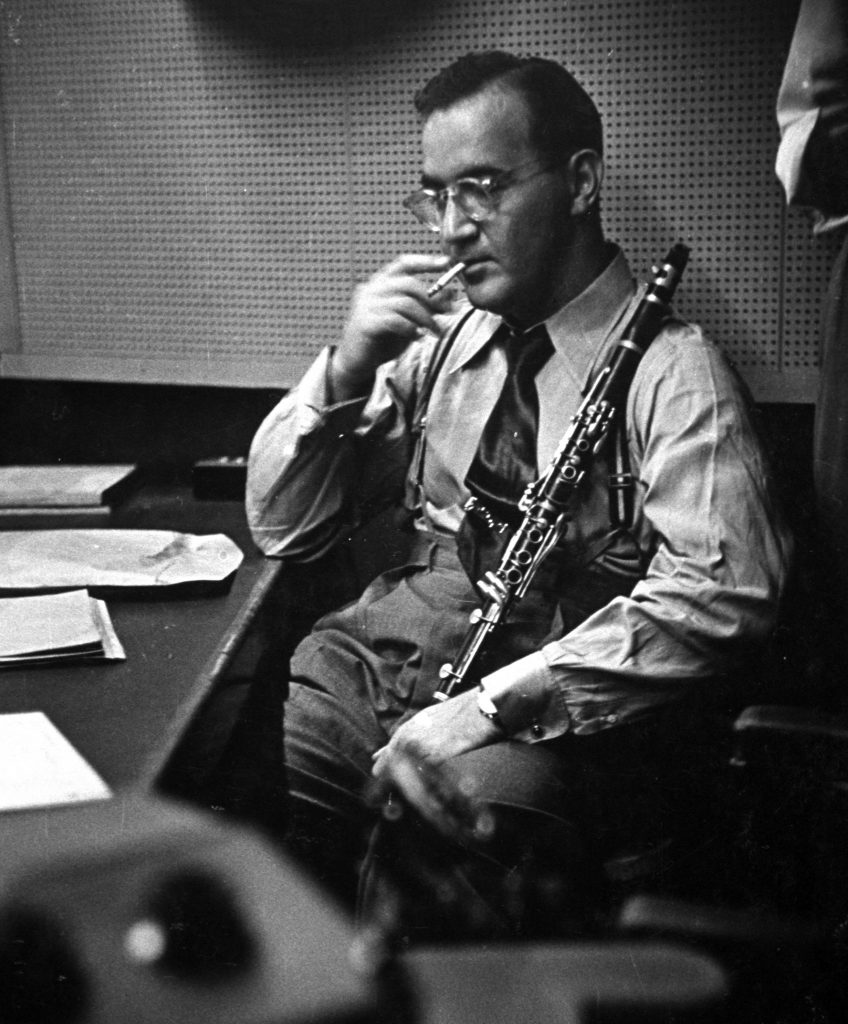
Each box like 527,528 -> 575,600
414,51 -> 603,161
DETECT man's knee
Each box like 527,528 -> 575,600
357,751 -> 592,943
447,739 -> 579,820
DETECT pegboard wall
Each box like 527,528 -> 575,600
0,0 -> 836,399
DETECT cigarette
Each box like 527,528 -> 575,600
427,262 -> 466,297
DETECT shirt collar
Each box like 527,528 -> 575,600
445,245 -> 638,393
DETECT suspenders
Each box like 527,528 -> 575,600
406,310 -> 638,539
405,309 -> 474,519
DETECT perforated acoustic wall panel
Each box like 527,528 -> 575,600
0,0 -> 836,397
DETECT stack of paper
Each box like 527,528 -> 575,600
0,589 -> 125,667
0,464 -> 139,529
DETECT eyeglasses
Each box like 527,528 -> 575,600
403,159 -> 557,233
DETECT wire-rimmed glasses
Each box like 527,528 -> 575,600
402,159 -> 556,233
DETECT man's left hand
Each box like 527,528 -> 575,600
371,689 -> 503,838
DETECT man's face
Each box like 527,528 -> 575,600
420,86 -> 579,325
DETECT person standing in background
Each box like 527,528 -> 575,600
776,0 -> 848,695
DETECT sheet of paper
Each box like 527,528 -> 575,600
0,529 -> 243,592
0,712 -> 112,811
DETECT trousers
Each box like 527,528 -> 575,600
814,233 -> 848,692
281,531 -> 721,941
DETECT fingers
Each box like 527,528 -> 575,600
360,256 -> 453,329
341,254 -> 454,364
362,254 -> 453,317
352,288 -> 437,340
370,704 -> 441,773
386,253 -> 453,280
371,750 -> 495,844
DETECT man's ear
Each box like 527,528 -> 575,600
566,149 -> 604,216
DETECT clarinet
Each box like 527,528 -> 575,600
434,243 -> 690,702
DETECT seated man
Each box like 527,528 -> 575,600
246,51 -> 793,941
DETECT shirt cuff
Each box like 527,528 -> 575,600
300,346 -> 369,431
480,651 -> 571,743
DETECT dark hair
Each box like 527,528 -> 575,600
414,51 -> 603,161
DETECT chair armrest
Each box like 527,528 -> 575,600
731,704 -> 848,782
617,894 -> 824,952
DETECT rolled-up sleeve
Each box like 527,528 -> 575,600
482,326 -> 793,741
246,345 -> 421,560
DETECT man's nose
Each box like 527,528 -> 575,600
440,193 -> 478,244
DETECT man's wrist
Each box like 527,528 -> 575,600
481,655 -> 558,740
327,346 -> 375,402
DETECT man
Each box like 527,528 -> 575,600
247,52 -> 792,939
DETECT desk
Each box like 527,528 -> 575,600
0,482 -> 283,794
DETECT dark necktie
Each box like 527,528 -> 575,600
464,322 -> 554,527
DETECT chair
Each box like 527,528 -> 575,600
611,702 -> 848,1023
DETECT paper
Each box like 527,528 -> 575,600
0,530 -> 243,593
0,465 -> 137,508
0,589 -> 126,666
0,712 -> 112,811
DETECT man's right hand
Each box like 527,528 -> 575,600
328,254 -> 454,401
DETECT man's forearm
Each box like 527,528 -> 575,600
246,347 -> 367,557
326,345 -> 376,403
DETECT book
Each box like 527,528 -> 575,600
0,711 -> 111,811
0,589 -> 126,667
0,464 -> 139,509
0,504 -> 112,530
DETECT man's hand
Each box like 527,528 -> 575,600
329,254 -> 454,401
371,689 -> 503,839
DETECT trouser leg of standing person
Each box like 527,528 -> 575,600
814,232 -> 848,698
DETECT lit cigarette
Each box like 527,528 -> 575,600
427,262 -> 466,297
